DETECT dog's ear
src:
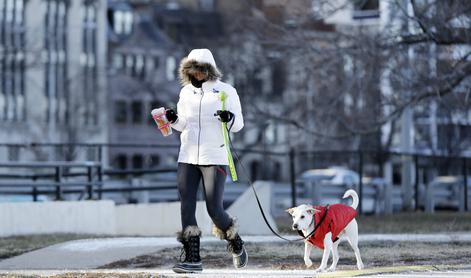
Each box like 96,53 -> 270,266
285,208 -> 295,215
306,208 -> 321,215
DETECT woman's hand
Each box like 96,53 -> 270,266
214,110 -> 234,123
165,109 -> 178,123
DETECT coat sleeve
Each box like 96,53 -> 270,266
227,88 -> 244,133
170,89 -> 187,132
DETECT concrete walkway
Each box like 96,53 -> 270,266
1,267 -> 471,278
0,233 -> 470,270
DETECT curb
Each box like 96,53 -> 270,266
317,264 -> 471,277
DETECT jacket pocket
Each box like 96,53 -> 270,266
202,125 -> 225,148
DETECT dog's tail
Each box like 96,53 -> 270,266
343,189 -> 359,210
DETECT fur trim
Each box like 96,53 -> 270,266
178,58 -> 222,86
212,217 -> 238,240
212,225 -> 226,240
177,225 -> 201,242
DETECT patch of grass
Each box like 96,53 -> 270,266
357,212 -> 471,233
0,234 -> 101,260
99,241 -> 471,270
276,212 -> 471,234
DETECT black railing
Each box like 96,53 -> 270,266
0,142 -> 470,213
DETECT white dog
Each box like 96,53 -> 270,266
286,189 -> 364,272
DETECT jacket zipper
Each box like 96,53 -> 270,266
197,88 -> 204,164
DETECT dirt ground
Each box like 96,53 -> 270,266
1,212 -> 470,278
1,211 -> 469,261
99,240 -> 471,270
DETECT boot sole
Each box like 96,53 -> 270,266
234,251 -> 248,269
172,266 -> 203,273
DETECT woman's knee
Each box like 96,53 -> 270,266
207,206 -> 231,227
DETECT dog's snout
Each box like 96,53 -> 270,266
292,223 -> 298,230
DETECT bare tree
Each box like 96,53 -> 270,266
210,0 -> 471,155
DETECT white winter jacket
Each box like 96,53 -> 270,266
171,49 -> 244,165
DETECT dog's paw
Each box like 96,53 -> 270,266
304,258 -> 313,268
314,267 -> 326,273
357,262 -> 364,270
327,266 -> 336,272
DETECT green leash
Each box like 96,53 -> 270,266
219,91 -> 238,182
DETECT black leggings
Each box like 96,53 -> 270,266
177,163 -> 232,231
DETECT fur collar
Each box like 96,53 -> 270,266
179,58 -> 222,86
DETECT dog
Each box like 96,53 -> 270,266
286,189 -> 364,272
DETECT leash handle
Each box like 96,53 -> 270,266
219,91 -> 238,182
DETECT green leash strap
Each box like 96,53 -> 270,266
219,91 -> 238,182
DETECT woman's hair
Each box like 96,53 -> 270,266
178,58 -> 222,85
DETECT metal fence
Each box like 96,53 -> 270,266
0,143 -> 469,214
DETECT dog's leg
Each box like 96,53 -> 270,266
328,239 -> 340,272
345,220 -> 364,270
304,242 -> 313,268
314,232 -> 333,273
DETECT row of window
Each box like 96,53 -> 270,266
0,0 -> 26,122
112,53 -> 177,81
44,0 -> 69,125
114,99 -> 166,125
82,1 -> 99,126
113,153 -> 161,170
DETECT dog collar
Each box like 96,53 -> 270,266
299,205 -> 330,240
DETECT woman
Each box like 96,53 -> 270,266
165,48 -> 247,273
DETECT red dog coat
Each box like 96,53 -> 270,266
306,204 -> 357,249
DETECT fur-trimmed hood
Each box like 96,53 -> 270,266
179,49 -> 222,85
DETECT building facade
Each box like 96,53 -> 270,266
0,0 -> 108,161
107,0 -> 182,170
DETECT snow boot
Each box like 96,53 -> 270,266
213,218 -> 248,268
172,226 -> 203,273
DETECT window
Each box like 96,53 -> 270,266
166,56 -> 176,81
273,162 -> 282,181
113,10 -> 123,34
131,101 -> 142,123
86,147 -> 96,161
199,0 -> 215,11
8,146 -> 20,161
265,121 -> 278,144
147,56 -> 159,72
114,100 -> 127,123
113,53 -> 124,69
250,161 -> 261,181
149,155 -> 160,168
115,154 -> 127,169
132,154 -> 143,169
353,0 -> 380,19
344,93 -> 354,114
125,54 -> 134,75
134,54 -> 145,78
272,60 -> 285,96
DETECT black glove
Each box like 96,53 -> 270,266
215,110 -> 234,123
165,109 -> 178,123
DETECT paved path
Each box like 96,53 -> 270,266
1,267 -> 471,277
0,233 -> 470,271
